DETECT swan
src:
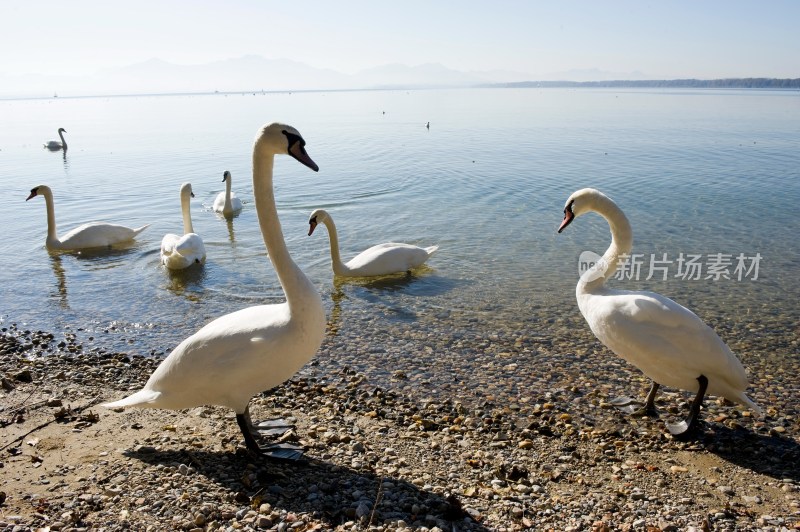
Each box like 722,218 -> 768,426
213,170 -> 243,217
102,123 -> 325,460
161,182 -> 206,270
44,128 -> 67,151
26,185 -> 149,250
308,208 -> 439,277
557,188 -> 761,438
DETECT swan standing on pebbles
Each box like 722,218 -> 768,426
26,185 -> 149,250
44,128 -> 68,151
213,170 -> 243,217
161,182 -> 206,270
557,188 -> 761,438
103,123 -> 325,460
308,208 -> 439,277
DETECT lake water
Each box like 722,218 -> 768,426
1,88 -> 798,390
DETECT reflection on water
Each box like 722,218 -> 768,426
164,264 -> 207,300
48,253 -> 69,309
69,243 -> 141,262
225,218 -> 236,244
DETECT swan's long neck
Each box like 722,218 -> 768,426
224,176 -> 233,211
253,152 -> 317,307
41,187 -> 60,245
59,130 -> 67,150
181,191 -> 194,235
580,194 -> 633,292
321,217 -> 348,275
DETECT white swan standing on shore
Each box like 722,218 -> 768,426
103,123 -> 325,460
45,128 -> 68,151
26,185 -> 149,250
213,170 -> 243,217
557,188 -> 761,438
161,182 -> 206,270
308,208 -> 439,277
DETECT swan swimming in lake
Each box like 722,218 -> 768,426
213,170 -> 243,217
26,185 -> 149,250
308,208 -> 439,277
557,187 -> 761,438
161,182 -> 206,270
44,128 -> 68,151
103,123 -> 325,460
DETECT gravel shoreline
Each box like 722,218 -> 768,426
1,322 -> 799,531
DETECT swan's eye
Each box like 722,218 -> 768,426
282,130 -> 304,149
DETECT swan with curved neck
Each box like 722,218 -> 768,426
308,208 -> 439,277
213,170 -> 243,217
558,188 -> 761,438
161,182 -> 206,270
103,123 -> 325,459
26,185 -> 149,250
44,128 -> 68,151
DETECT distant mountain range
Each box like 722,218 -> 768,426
1,56 -> 797,98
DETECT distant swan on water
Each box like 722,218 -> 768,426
161,182 -> 206,270
44,128 -> 67,151
308,208 -> 439,277
212,170 -> 243,217
557,187 -> 761,438
26,185 -> 149,250
102,123 -> 325,460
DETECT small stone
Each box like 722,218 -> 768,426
14,370 -> 33,383
355,501 -> 371,518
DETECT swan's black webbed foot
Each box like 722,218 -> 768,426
609,396 -> 642,415
611,381 -> 660,417
236,407 -> 305,461
666,375 -> 708,440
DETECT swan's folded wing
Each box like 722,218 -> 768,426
160,233 -> 180,256
61,222 -> 136,248
174,233 -> 206,256
145,306 -> 290,397
609,291 -> 747,384
347,243 -> 428,274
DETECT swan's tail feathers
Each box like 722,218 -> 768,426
102,388 -> 161,409
737,392 -> 763,418
726,391 -> 764,417
425,245 -> 440,256
132,224 -> 151,236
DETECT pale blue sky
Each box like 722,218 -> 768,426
3,0 -> 798,79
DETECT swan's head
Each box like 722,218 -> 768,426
180,182 -> 195,199
558,188 -> 607,233
255,123 -> 319,172
26,185 -> 51,201
308,209 -> 330,236
222,170 -> 231,182
58,128 -> 66,133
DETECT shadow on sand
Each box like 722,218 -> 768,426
123,447 -> 489,530
701,424 -> 800,483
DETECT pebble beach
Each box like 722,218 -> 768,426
1,306 -> 798,531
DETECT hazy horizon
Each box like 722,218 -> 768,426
2,0 -> 798,97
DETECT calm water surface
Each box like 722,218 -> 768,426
1,88 -> 798,375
